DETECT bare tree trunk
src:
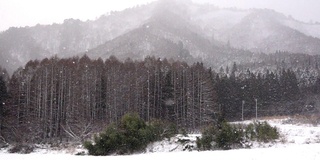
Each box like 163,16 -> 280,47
49,65 -> 54,138
147,70 -> 150,121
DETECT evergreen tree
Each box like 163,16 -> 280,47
0,74 -> 8,136
280,69 -> 299,101
231,62 -> 237,77
264,71 -> 280,103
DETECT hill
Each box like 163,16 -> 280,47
1,0 -> 320,74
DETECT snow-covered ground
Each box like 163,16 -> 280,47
1,117 -> 320,160
1,144 -> 320,160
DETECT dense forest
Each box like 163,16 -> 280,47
0,54 -> 319,144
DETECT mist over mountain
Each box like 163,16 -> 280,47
1,0 -> 320,74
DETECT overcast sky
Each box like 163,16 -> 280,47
0,0 -> 319,32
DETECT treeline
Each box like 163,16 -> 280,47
0,55 -> 313,144
0,55 -> 217,143
216,65 -> 301,121
239,51 -> 320,87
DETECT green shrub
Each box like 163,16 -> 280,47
119,113 -> 149,153
243,121 -> 279,142
244,123 -> 256,140
254,122 -> 279,142
84,113 -> 177,155
197,121 -> 279,151
84,124 -> 123,155
216,122 -> 243,149
196,125 -> 217,150
147,119 -> 177,140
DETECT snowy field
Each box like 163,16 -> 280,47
1,145 -> 320,160
1,117 -> 320,160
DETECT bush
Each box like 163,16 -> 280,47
84,113 -> 177,155
196,122 -> 244,150
244,123 -> 256,140
147,119 -> 177,140
254,122 -> 279,142
244,122 -> 279,142
119,113 -> 149,153
84,124 -> 123,155
216,122 -> 243,149
196,125 -> 217,150
197,121 -> 279,151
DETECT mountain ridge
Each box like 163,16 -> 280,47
1,0 -> 320,74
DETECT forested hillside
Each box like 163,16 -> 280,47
2,0 -> 320,75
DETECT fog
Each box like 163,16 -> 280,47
196,0 -> 320,23
0,0 -> 157,31
1,0 -> 319,32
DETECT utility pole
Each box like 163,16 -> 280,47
255,98 -> 258,120
242,100 -> 245,121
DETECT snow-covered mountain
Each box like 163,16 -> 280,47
1,0 -> 320,74
88,4 -> 215,63
0,3 -> 155,74
219,10 -> 320,54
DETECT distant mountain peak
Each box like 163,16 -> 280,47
1,0 -> 320,75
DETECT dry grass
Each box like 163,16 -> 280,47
258,116 -> 290,121
291,114 -> 320,126
257,114 -> 320,126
